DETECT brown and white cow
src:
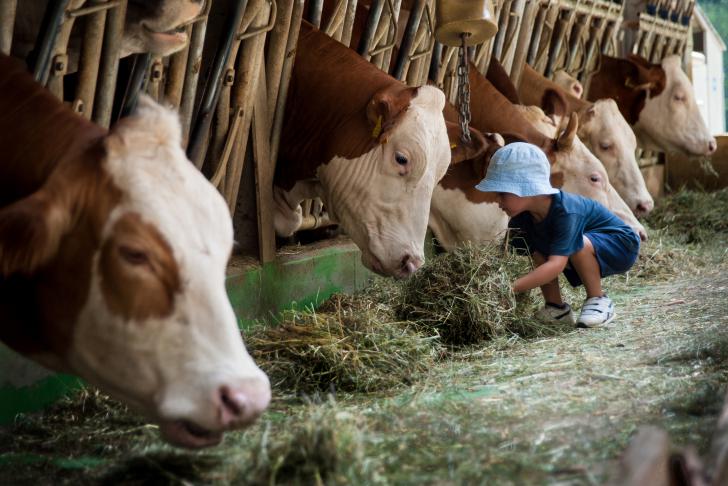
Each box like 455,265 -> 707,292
518,63 -> 654,216
587,54 -> 717,157
12,0 -> 202,68
0,54 -> 269,449
274,22 -> 484,278
430,66 -> 646,251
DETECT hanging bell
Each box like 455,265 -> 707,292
435,0 -> 498,47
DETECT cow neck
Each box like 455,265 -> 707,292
466,66 -> 552,150
586,56 -> 661,125
485,59 -> 521,104
275,22 -> 401,191
0,54 -> 107,207
519,64 -> 591,117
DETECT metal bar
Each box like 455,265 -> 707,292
341,0 -> 359,47
428,41 -> 442,82
306,0 -> 323,27
565,13 -> 588,72
31,0 -> 71,84
491,0 -> 513,62
270,0 -> 304,174
67,0 -> 119,18
75,0 -> 109,119
323,0 -> 347,40
187,0 -> 250,165
511,0 -> 539,89
502,0 -> 526,74
179,0 -> 211,140
93,0 -> 126,127
357,0 -> 384,58
119,53 -> 152,118
266,0 -> 294,129
526,3 -> 547,66
545,8 -> 570,77
238,0 -> 277,40
165,31 -> 192,108
0,0 -> 18,55
393,0 -> 425,80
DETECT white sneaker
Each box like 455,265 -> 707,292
577,295 -> 615,328
535,303 -> 576,325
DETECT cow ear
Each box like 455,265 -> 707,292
366,86 -> 419,143
541,88 -> 569,125
549,171 -> 565,188
0,175 -> 76,277
446,122 -> 495,165
556,112 -> 578,150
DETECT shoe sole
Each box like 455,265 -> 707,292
576,311 -> 615,328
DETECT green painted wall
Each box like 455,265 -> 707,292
0,242 -> 372,424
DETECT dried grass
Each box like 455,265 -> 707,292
645,188 -> 728,244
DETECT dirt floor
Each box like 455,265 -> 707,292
1,223 -> 727,485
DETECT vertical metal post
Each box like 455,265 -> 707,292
93,0 -> 126,127
119,52 -> 151,118
0,0 -> 18,55
30,0 -> 70,84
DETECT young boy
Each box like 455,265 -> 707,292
475,142 -> 641,327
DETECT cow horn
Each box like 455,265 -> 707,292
557,113 -> 578,150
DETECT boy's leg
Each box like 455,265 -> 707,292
533,251 -> 563,304
570,236 -> 615,327
569,236 -> 603,298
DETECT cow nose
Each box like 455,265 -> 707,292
218,381 -> 271,428
707,139 -> 717,154
635,200 -> 654,216
400,254 -> 423,277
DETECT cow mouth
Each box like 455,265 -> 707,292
142,24 -> 189,44
159,420 -> 223,449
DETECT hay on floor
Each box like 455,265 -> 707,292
646,188 -> 728,244
247,295 -> 441,395
395,242 -> 555,346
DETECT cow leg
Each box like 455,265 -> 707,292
273,180 -> 322,237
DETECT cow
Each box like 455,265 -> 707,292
587,54 -> 717,157
429,66 -> 647,252
517,62 -> 654,216
11,0 -> 203,70
0,53 -> 270,449
274,22 -> 485,278
553,70 -> 584,99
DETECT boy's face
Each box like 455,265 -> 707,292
495,192 -> 529,217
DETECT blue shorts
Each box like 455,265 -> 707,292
511,228 -> 641,287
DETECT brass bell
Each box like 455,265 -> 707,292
435,0 -> 498,47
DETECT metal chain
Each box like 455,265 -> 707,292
456,33 -> 472,143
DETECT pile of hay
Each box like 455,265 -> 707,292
395,243 -> 548,346
247,294 -> 441,395
246,401 -> 369,485
646,188 -> 728,243
625,229 -> 699,281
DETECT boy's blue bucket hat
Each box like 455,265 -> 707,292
475,142 -> 558,197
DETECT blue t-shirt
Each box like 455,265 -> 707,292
508,191 -> 637,257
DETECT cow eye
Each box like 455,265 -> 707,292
394,152 -> 409,166
673,93 -> 686,102
119,246 -> 149,266
599,141 -> 613,151
589,174 -> 601,183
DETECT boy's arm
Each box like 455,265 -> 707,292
512,255 -> 569,293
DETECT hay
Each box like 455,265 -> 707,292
245,400 -> 369,486
395,242 -> 555,346
247,295 -> 441,395
646,188 -> 728,244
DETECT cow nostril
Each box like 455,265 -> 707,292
219,386 -> 246,421
400,254 -> 423,276
708,140 -> 717,154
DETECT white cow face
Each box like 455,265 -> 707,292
70,97 -> 270,449
580,99 -> 654,216
316,86 -> 451,278
123,0 -> 204,57
636,55 -> 717,156
553,70 -> 584,99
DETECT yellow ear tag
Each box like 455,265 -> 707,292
371,115 -> 383,139
450,143 -> 457,149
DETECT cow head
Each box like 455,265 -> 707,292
315,86 -> 457,278
123,0 -> 204,57
0,96 -> 269,448
579,99 -> 653,216
553,70 -> 584,99
591,54 -> 716,156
